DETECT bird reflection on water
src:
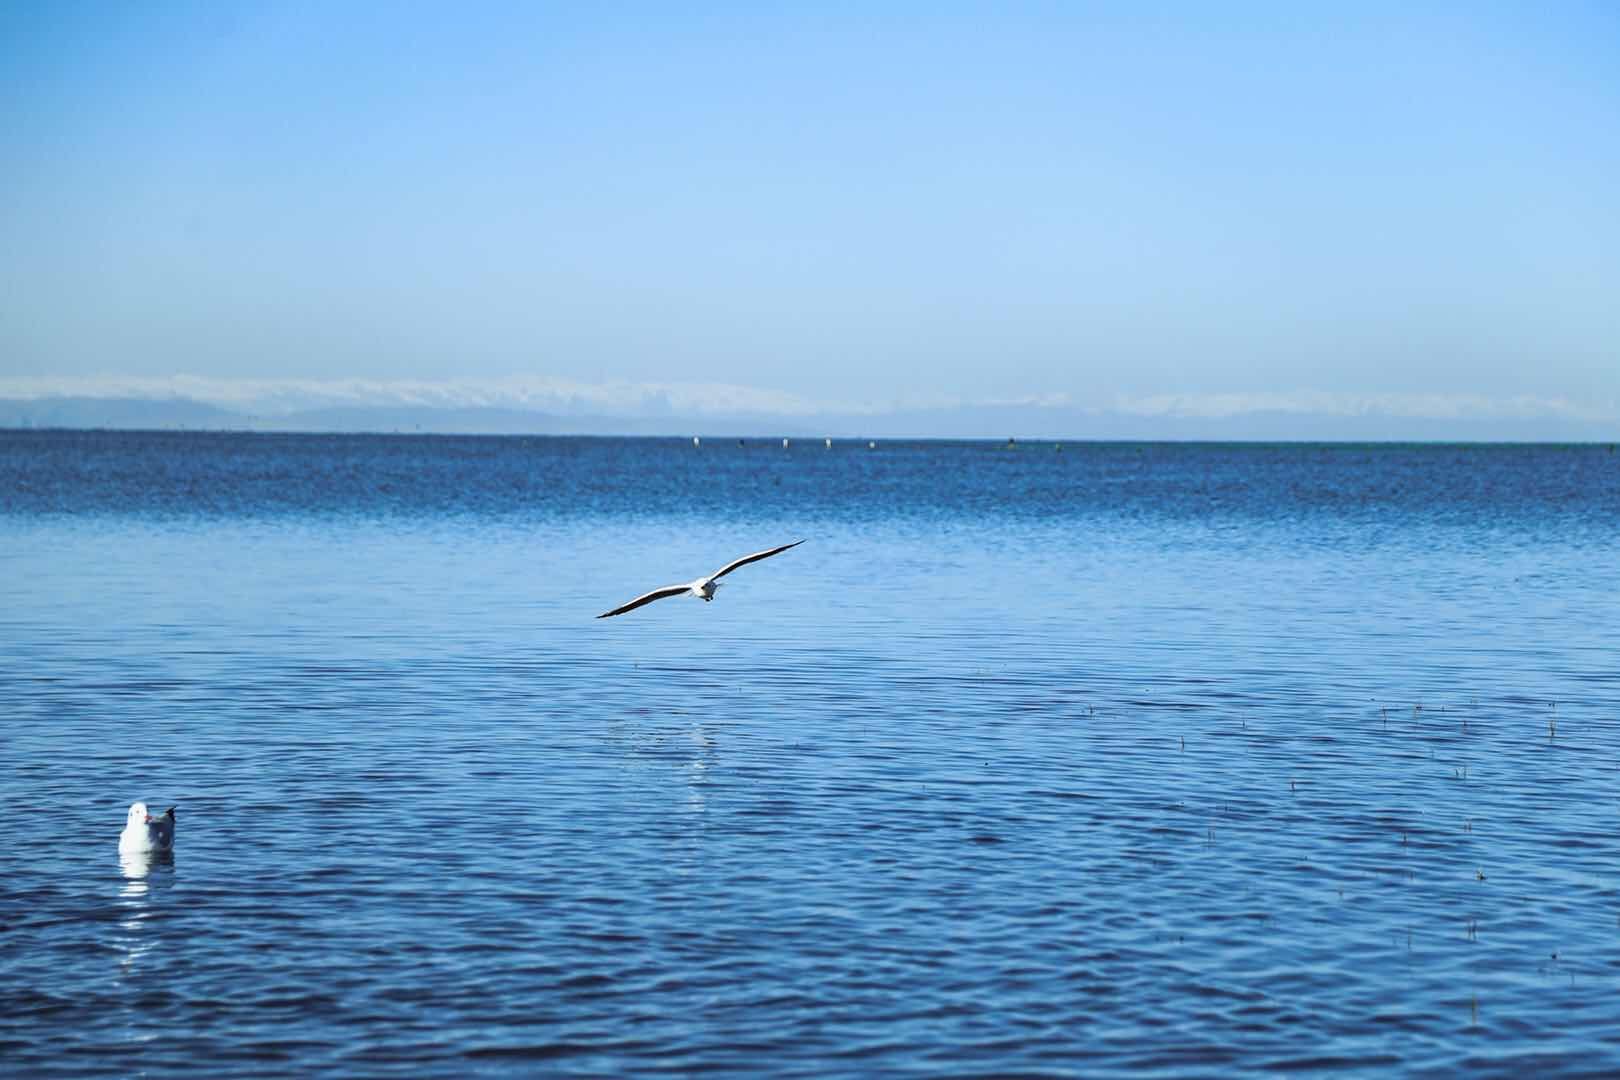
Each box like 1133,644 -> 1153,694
116,849 -> 173,976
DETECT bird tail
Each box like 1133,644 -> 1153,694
164,807 -> 176,818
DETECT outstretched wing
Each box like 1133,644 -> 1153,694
711,539 -> 805,581
597,584 -> 690,619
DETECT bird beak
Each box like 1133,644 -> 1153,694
144,815 -> 153,824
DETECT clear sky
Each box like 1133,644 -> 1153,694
2,2 -> 1617,425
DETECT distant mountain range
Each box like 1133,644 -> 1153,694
2,395 -> 1616,442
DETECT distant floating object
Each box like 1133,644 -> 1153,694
825,437 -> 832,449
738,439 -> 745,447
692,436 -> 700,447
597,540 -> 805,618
782,438 -> 790,448
1056,443 -> 1063,453
868,440 -> 877,450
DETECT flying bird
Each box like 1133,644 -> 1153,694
598,540 -> 804,618
119,802 -> 175,854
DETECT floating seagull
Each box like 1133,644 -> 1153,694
597,540 -> 804,618
119,802 -> 175,854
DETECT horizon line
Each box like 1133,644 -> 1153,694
0,375 -> 1615,426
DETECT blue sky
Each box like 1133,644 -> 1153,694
2,2 -> 1616,428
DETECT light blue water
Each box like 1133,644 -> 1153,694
4,432 -> 1619,1076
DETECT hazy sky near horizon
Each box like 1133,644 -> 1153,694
3,2 -> 1617,417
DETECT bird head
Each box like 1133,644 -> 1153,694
128,802 -> 150,825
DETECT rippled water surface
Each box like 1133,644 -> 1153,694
4,431 -> 1619,1077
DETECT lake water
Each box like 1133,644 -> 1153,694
4,430 -> 1619,1077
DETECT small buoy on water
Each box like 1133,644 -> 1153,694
868,440 -> 877,450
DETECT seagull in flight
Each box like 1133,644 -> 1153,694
598,540 -> 804,618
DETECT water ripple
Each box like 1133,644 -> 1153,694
4,436 -> 1619,1075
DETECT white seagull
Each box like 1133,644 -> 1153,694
598,540 -> 805,618
119,802 -> 176,854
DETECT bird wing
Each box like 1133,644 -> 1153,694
710,539 -> 805,581
597,584 -> 690,619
